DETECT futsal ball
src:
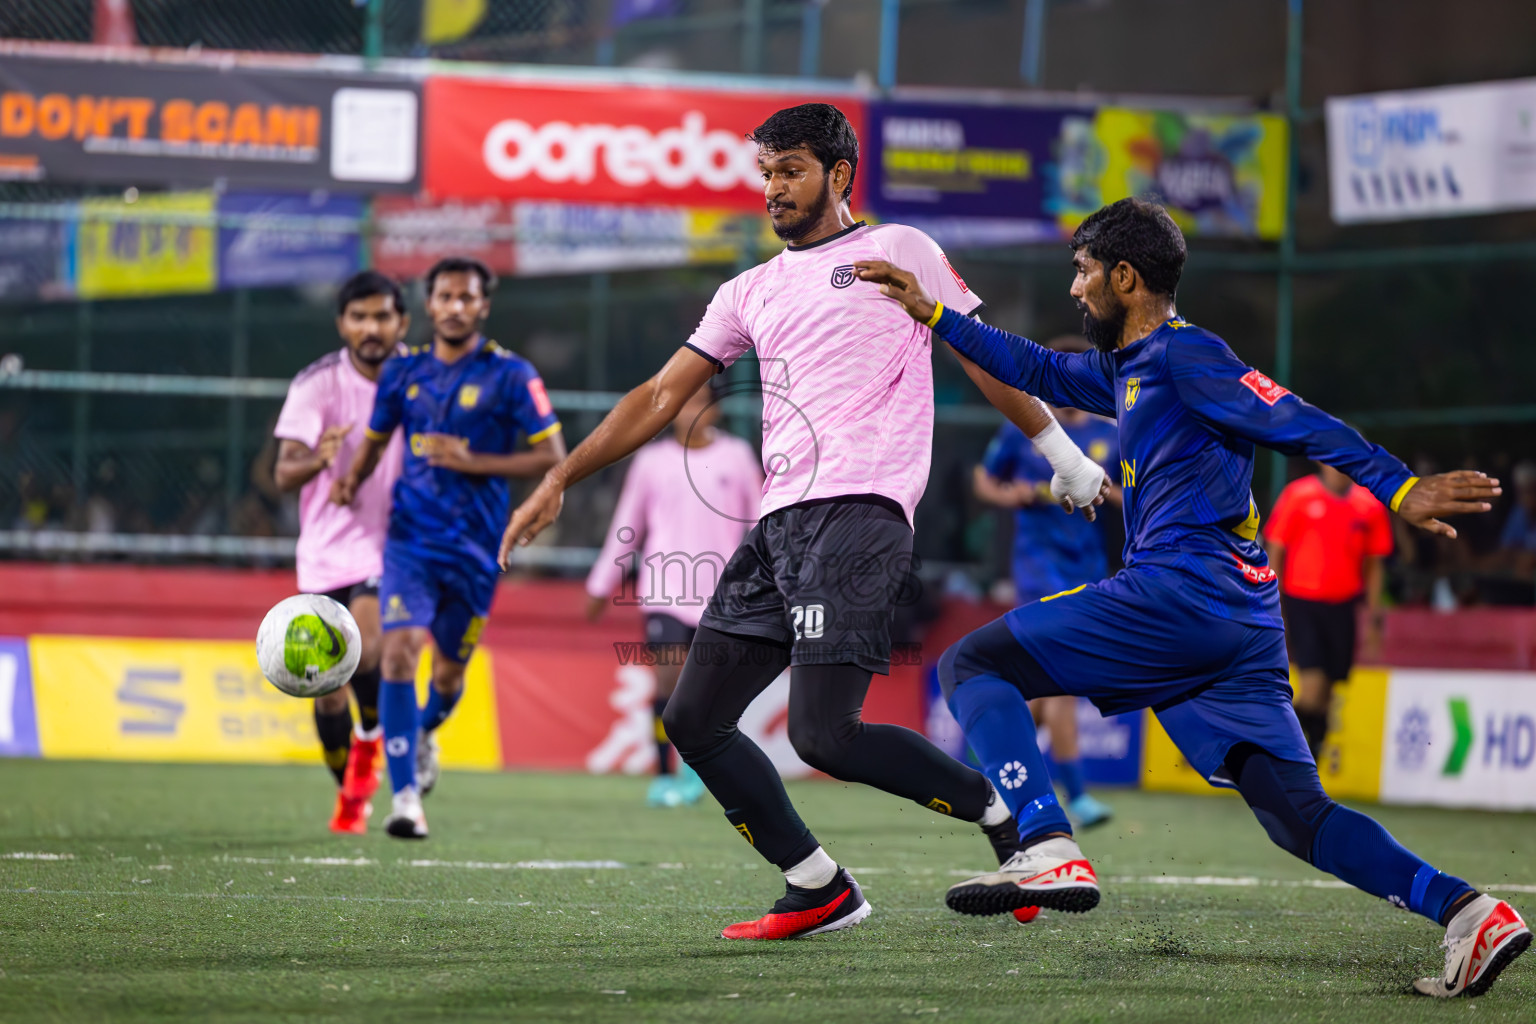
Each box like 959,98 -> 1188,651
255,594 -> 361,698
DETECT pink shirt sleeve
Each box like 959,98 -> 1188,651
273,370 -> 325,449
685,275 -> 754,371
875,224 -> 985,317
585,448 -> 652,599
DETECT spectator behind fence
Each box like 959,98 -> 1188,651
1494,461 -> 1536,580
1264,463 -> 1392,759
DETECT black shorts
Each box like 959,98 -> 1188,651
700,494 -> 916,674
1281,594 -> 1358,684
644,613 -> 696,666
320,578 -> 381,609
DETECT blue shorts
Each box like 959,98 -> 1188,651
379,542 -> 497,664
958,562 -> 1310,784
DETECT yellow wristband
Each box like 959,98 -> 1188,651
1389,476 -> 1419,513
924,301 -> 945,329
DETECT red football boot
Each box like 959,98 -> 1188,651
344,734 -> 383,802
722,869 -> 872,940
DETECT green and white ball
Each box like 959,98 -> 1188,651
255,594 -> 361,698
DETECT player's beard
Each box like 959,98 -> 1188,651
768,182 -> 832,243
1079,293 -> 1127,353
436,322 -> 479,347
352,337 -> 389,366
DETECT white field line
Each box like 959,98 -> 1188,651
214,856 -> 377,866
14,854 -> 1536,896
405,859 -> 627,870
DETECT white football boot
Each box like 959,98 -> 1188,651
1413,895 -> 1530,998
946,835 -> 1099,916
416,729 -> 442,797
384,786 -> 429,840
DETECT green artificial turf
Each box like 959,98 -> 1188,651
1,760 -> 1532,1023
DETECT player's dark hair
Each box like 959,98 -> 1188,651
335,270 -> 403,317
1070,197 -> 1186,299
749,103 -> 859,203
424,256 -> 497,297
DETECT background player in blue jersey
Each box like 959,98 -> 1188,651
855,198 -> 1527,999
974,337 -> 1119,830
334,256 -> 566,839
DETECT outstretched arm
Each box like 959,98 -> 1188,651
499,346 -> 717,566
854,259 -> 1110,515
1170,337 -> 1500,538
854,260 -> 1117,416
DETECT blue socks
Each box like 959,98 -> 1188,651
380,679 -> 419,794
1311,802 -> 1476,925
421,686 -> 462,734
1055,759 -> 1087,802
948,676 -> 1072,843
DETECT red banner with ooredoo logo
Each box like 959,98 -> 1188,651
424,77 -> 866,211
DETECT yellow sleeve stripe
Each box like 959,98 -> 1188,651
924,301 -> 946,330
364,427 -> 390,442
527,422 -> 562,445
1389,476 -> 1420,514
1040,584 -> 1087,602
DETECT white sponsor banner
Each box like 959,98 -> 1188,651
513,201 -> 692,277
1325,77 -> 1536,223
1380,669 -> 1536,811
586,666 -> 811,779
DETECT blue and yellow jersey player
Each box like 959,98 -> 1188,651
855,199 -> 1527,999
333,256 -> 565,840
974,335 -> 1121,835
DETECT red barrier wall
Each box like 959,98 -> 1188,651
0,563 -> 925,770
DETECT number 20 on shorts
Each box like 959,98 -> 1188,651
791,604 -> 825,640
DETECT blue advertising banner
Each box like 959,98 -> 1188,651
869,100 -> 1077,235
0,637 -> 40,758
0,218 -> 65,301
216,191 -> 364,290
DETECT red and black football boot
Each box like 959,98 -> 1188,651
721,868 -> 872,940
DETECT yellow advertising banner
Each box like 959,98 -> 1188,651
28,635 -> 500,770
1053,108 -> 1289,241
75,191 -> 217,299
1140,668 -> 1388,800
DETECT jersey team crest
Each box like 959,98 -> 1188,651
1124,378 -> 1141,411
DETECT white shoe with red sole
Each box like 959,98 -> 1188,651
1413,895 -> 1530,998
946,836 -> 1099,917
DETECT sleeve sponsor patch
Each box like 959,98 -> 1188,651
527,376 -> 554,418
941,254 -> 970,294
1239,369 -> 1291,406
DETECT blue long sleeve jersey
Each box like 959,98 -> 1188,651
933,308 -> 1416,628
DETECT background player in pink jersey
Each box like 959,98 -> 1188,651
503,103 -> 1109,939
272,270 -> 407,834
586,381 -> 762,808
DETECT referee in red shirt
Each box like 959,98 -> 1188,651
1264,463 -> 1394,758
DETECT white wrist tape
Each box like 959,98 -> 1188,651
1031,418 -> 1105,510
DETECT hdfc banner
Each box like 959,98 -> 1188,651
1381,670 -> 1536,811
424,78 -> 866,211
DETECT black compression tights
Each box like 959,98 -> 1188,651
663,626 -> 992,869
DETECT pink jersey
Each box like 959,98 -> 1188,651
685,222 -> 983,525
274,349 -> 404,594
586,431 -> 762,628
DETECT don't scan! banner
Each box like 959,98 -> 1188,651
0,53 -> 421,192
